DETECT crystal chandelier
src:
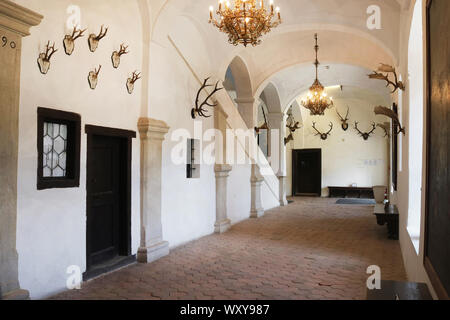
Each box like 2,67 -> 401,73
301,34 -> 334,115
209,0 -> 282,47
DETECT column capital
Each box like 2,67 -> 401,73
235,97 -> 255,104
138,117 -> 170,140
215,164 -> 232,175
0,0 -> 43,36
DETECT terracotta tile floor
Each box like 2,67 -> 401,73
50,197 -> 406,300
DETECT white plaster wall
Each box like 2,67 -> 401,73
227,164 -> 251,224
396,0 -> 437,298
286,88 -> 390,197
12,0 -> 143,299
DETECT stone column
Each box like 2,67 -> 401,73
250,164 -> 265,218
137,118 -> 170,263
0,0 -> 42,300
214,164 -> 232,233
214,104 -> 232,233
267,112 -> 288,206
235,97 -> 256,129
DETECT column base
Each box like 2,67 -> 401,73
137,241 -> 169,264
1,289 -> 29,300
250,209 -> 264,218
215,219 -> 231,234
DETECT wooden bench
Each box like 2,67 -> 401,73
367,280 -> 433,300
328,186 -> 374,199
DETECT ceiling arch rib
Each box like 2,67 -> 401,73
252,29 -> 396,99
259,82 -> 283,113
271,63 -> 392,112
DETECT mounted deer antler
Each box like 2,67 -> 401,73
111,44 -> 129,68
88,65 -> 102,90
368,63 -> 405,93
354,122 -> 376,140
377,122 -> 391,138
63,26 -> 87,55
312,122 -> 333,140
37,41 -> 58,74
336,106 -> 350,131
191,77 -> 223,119
88,25 -> 108,52
284,132 -> 294,145
374,105 -> 406,135
286,109 -> 302,132
126,71 -> 141,94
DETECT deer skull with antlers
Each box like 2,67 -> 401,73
88,65 -> 102,90
126,71 -> 141,94
191,77 -> 223,119
368,63 -> 405,93
336,106 -> 350,131
354,122 -> 376,140
88,25 -> 108,52
37,41 -> 58,74
312,122 -> 333,140
112,44 -> 129,69
63,26 -> 86,55
284,132 -> 294,145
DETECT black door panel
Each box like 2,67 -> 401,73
292,149 -> 322,196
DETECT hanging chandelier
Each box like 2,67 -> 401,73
209,0 -> 282,47
301,34 -> 334,115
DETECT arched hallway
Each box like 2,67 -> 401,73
50,198 -> 406,300
1,0 -> 449,302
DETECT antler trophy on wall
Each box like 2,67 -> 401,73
368,63 -> 405,93
312,122 -> 333,141
126,71 -> 141,94
354,122 -> 376,140
37,41 -> 58,74
88,65 -> 102,90
112,44 -> 129,69
63,26 -> 86,55
336,106 -> 350,131
191,77 -> 223,119
284,132 -> 294,145
88,25 -> 108,52
374,105 -> 406,135
284,110 -> 302,145
377,122 -> 391,138
255,104 -> 270,134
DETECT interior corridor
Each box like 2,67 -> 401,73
51,198 -> 406,300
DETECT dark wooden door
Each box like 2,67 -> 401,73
86,134 -> 126,269
424,0 -> 450,299
292,149 -> 322,196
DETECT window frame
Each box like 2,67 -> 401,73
37,107 -> 81,190
186,138 -> 200,179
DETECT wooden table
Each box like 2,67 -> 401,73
374,204 -> 399,240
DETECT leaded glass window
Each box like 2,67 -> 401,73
37,107 -> 81,190
43,122 -> 68,177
